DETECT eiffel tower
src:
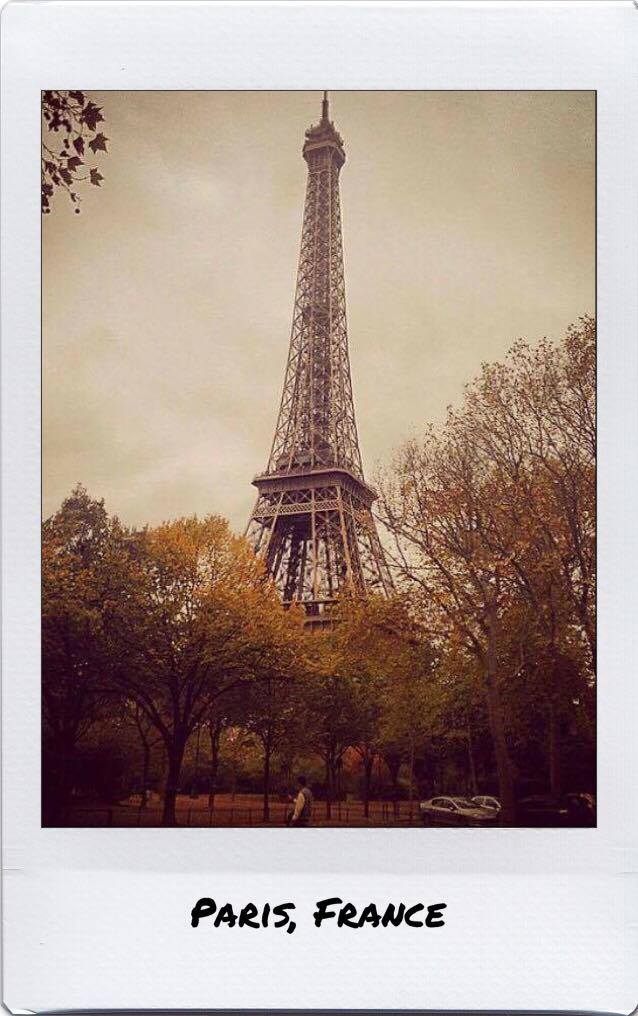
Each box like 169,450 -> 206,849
246,93 -> 392,624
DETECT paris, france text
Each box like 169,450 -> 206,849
190,897 -> 448,932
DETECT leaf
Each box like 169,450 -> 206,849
67,156 -> 83,171
69,90 -> 86,105
82,102 -> 104,131
88,133 -> 108,154
59,168 -> 73,185
73,136 -> 85,156
90,168 -> 104,187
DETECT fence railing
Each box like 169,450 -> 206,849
67,798 -> 419,827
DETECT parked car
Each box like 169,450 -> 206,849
516,795 -> 570,827
419,796 -> 497,827
565,792 -> 596,826
472,795 -> 501,813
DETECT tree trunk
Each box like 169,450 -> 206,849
483,623 -> 516,824
262,741 -> 272,823
325,757 -> 333,819
141,741 -> 150,808
362,753 -> 374,818
466,724 -> 478,796
335,756 -> 343,803
385,754 -> 401,792
483,617 -> 518,824
43,731 -> 77,825
208,724 -> 220,810
548,701 -> 561,797
190,724 -> 201,798
407,737 -> 415,818
383,752 -> 402,817
580,607 -> 596,675
162,739 -> 186,827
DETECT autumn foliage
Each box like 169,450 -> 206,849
378,316 -> 596,820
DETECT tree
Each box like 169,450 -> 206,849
329,601 -> 385,817
458,316 -> 596,669
379,318 -> 595,821
242,608 -> 307,821
42,485 -> 132,822
204,705 -> 228,809
380,428 -> 520,820
103,515 -> 291,826
494,600 -> 592,797
450,317 -> 596,795
304,632 -> 362,819
333,596 -> 435,816
421,645 -> 490,797
124,699 -> 162,808
42,90 -> 108,214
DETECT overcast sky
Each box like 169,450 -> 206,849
43,90 -> 594,532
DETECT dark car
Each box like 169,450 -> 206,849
517,793 -> 597,827
516,795 -> 570,827
565,792 -> 596,826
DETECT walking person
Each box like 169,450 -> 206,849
290,775 -> 313,827
284,792 -> 295,826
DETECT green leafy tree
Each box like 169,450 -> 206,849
42,485 -> 132,821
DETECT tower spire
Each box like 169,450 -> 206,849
246,100 -> 393,625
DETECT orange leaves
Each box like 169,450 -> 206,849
379,318 -> 596,676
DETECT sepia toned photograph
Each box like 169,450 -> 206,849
42,89 -> 596,828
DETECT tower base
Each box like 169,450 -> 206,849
246,466 -> 392,621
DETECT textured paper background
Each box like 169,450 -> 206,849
2,2 -> 637,1012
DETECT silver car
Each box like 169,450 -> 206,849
419,795 -> 497,827
472,795 -> 501,813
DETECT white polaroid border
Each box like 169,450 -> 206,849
2,2 -> 637,1012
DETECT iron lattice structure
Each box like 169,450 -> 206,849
246,94 -> 392,624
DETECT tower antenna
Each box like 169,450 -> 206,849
321,90 -> 329,121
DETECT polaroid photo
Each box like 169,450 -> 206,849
1,2 -> 637,1012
